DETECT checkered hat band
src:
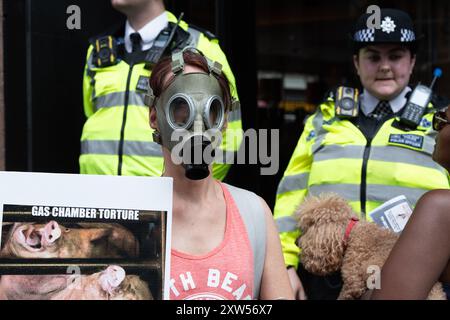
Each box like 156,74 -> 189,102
354,28 -> 375,42
400,29 -> 416,42
354,28 -> 416,43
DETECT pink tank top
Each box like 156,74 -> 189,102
170,183 -> 254,300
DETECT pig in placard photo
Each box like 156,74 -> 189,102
0,172 -> 173,300
0,205 -> 167,300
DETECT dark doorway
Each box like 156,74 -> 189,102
3,0 -> 259,197
3,0 -> 122,173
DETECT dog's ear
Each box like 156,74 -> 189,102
296,193 -> 353,233
296,195 -> 322,233
296,193 -> 354,275
298,223 -> 345,275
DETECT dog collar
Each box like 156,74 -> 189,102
343,217 -> 359,246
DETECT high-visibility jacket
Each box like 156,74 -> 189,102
274,95 -> 450,269
80,11 -> 242,180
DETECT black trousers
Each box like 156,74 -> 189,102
298,264 -> 343,300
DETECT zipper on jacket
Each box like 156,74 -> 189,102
360,138 -> 372,217
358,117 -> 392,218
118,63 -> 135,175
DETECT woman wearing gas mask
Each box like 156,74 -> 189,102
146,48 -> 294,300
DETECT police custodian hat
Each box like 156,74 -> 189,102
351,8 -> 420,50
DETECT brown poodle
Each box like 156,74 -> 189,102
296,193 -> 446,300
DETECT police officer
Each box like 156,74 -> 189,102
80,0 -> 242,180
273,8 -> 450,299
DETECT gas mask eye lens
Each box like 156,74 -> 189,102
169,97 -> 191,128
205,96 -> 224,129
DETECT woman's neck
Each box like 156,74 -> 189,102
162,151 -> 216,203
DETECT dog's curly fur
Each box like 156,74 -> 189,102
296,193 -> 446,300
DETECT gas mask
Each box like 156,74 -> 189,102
145,48 -> 235,180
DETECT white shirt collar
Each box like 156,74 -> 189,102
360,86 -> 411,116
124,11 -> 168,53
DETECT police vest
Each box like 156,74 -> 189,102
273,97 -> 450,269
80,11 -> 242,180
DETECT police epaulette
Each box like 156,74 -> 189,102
188,24 -> 217,40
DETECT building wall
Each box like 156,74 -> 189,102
0,0 -> 4,170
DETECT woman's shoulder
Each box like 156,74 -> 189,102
220,182 -> 259,203
417,189 -> 450,208
221,182 -> 269,213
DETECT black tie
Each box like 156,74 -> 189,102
370,100 -> 393,119
130,32 -> 142,53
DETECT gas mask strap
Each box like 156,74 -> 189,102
171,50 -> 185,74
171,46 -> 200,74
208,60 -> 222,77
144,86 -> 156,107
171,46 -> 223,77
231,99 -> 240,112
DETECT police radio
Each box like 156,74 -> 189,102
93,36 -> 118,67
335,86 -> 359,118
145,12 -> 184,68
399,68 -> 442,129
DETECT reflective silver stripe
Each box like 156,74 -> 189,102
304,183 -> 431,208
312,110 -> 323,131
275,216 -> 298,233
370,145 -> 443,171
423,135 -> 436,155
313,144 -> 444,172
308,184 -> 360,202
86,50 -> 97,99
311,106 -> 339,154
94,91 -> 146,110
277,173 -> 309,194
87,49 -> 96,70
186,27 -> 201,47
426,129 -> 437,140
123,141 -> 163,157
81,140 -> 118,155
227,108 -> 242,122
311,111 -> 328,153
367,184 -> 429,206
314,145 -> 365,162
81,140 -> 162,157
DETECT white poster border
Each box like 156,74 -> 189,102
0,171 -> 173,300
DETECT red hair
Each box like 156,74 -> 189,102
149,50 -> 232,110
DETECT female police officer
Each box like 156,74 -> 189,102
273,8 -> 450,299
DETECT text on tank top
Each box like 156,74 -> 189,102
170,182 -> 254,300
